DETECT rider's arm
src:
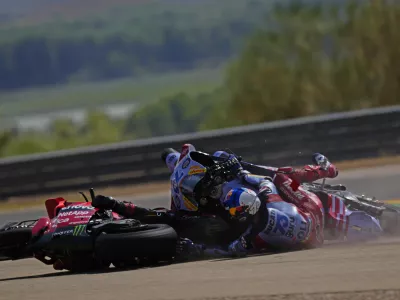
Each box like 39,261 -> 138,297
226,207 -> 268,256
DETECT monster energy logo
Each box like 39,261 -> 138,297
73,225 -> 86,236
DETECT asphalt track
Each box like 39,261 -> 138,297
0,164 -> 400,300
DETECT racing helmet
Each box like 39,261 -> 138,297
223,187 -> 261,222
174,151 -> 217,211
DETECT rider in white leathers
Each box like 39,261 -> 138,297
161,144 -> 339,257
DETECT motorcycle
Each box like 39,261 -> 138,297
301,180 -> 400,242
0,188 -> 178,271
239,157 -> 400,242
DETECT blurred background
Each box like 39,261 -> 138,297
0,0 -> 398,158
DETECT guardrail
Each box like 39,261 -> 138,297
1,105 -> 400,200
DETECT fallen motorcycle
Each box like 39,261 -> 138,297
302,180 -> 400,241
233,155 -> 400,242
0,188 -> 178,271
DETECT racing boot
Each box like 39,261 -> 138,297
277,153 -> 339,186
92,195 -> 152,218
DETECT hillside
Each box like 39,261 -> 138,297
0,0 -> 202,26
0,0 -> 353,91
0,0 -> 272,90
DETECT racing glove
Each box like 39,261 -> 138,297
176,238 -> 205,260
228,236 -> 250,257
177,238 -> 248,259
199,155 -> 244,195
224,155 -> 244,176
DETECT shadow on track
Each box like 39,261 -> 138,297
0,259 -> 185,282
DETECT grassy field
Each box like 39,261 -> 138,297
0,67 -> 224,117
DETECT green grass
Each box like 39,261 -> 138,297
0,66 -> 224,117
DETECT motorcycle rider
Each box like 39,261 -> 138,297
92,143 -> 339,258
162,144 -> 339,257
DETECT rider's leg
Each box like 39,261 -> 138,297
273,172 -> 325,247
92,195 -> 151,217
277,164 -> 338,185
92,195 -> 174,225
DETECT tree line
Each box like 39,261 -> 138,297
0,0 -> 270,90
2,0 -> 400,158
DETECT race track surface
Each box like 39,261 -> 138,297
1,239 -> 400,300
0,164 -> 400,300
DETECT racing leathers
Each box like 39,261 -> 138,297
176,150 -> 339,257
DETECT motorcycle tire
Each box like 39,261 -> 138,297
94,224 -> 178,262
176,215 -> 233,245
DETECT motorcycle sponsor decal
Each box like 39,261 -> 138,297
183,195 -> 198,211
174,169 -> 185,184
188,165 -> 206,175
55,218 -> 70,224
264,209 -> 291,235
281,180 -> 306,204
297,221 -> 308,240
53,229 -> 73,237
181,158 -> 190,169
58,210 -> 91,217
264,209 -> 277,234
284,216 -> 296,239
62,205 -> 94,211
274,213 -> 290,235
73,224 -> 87,236
68,220 -> 89,226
